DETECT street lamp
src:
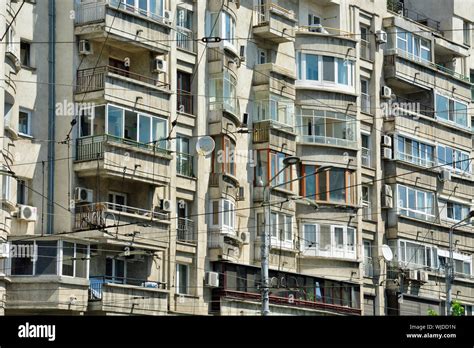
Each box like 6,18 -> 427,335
260,160 -> 332,316
446,210 -> 474,315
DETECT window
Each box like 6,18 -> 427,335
363,240 -> 373,277
177,71 -> 192,114
396,135 -> 434,167
464,21 -> 470,46
207,11 -> 236,50
20,41 -> 31,67
395,28 -> 431,62
176,264 -> 189,294
61,242 -> 88,277
255,150 -> 292,190
6,27 -> 15,54
269,212 -> 293,248
176,136 -> 193,177
106,257 -> 126,283
443,201 -> 471,222
361,133 -> 371,167
438,250 -> 471,276
302,223 -> 356,260
108,192 -> 128,211
17,179 -> 28,205
298,109 -> 357,148
1,168 -> 12,203
360,25 -> 371,60
395,239 -> 438,269
296,53 -> 354,87
257,48 -> 267,64
437,144 -> 471,175
397,185 -> 435,221
118,0 -> 164,19
19,109 -> 32,136
254,92 -> 294,126
209,70 -> 237,114
177,7 -> 192,29
362,186 -> 371,220
360,79 -> 370,114
301,166 -> 356,205
212,136 -> 235,176
435,93 -> 469,128
209,199 -> 235,232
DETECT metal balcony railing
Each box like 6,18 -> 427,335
387,0 -> 440,32
360,39 -> 372,60
361,148 -> 371,168
254,3 -> 295,26
89,275 -> 165,301
176,27 -> 195,52
177,217 -> 195,243
396,152 -> 435,168
76,135 -> 169,162
177,90 -> 193,115
176,152 -> 194,177
361,93 -> 371,114
76,66 -> 169,93
363,258 -> 374,277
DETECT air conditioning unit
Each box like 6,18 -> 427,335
75,187 -> 93,203
239,45 -> 246,61
163,10 -> 173,25
205,271 -> 219,287
418,270 -> 429,283
382,147 -> 393,160
18,205 -> 38,222
153,57 -> 168,73
375,30 -> 388,44
440,169 -> 451,182
408,269 -> 418,280
0,243 -> 9,258
158,199 -> 172,212
381,86 -> 392,99
240,231 -> 250,244
309,24 -> 329,34
381,134 -> 392,147
79,40 -> 92,55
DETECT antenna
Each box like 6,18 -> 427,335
381,244 -> 393,262
195,136 -> 215,156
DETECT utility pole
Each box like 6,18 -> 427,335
261,185 -> 270,316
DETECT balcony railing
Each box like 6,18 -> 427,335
297,25 -> 354,37
299,135 -> 358,149
75,0 -> 169,26
361,148 -> 371,168
254,3 -> 296,25
387,0 -> 440,32
75,202 -> 169,230
89,275 -> 165,301
396,152 -> 435,168
362,201 -> 372,220
176,152 -> 194,177
361,93 -> 371,114
177,217 -> 195,243
360,39 -> 372,61
76,135 -> 169,162
177,90 -> 193,115
176,27 -> 195,52
363,258 -> 374,277
76,66 -> 169,93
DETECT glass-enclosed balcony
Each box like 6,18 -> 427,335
296,109 -> 357,148
254,92 -> 294,128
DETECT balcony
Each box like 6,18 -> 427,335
88,276 -> 168,315
360,93 -> 371,115
363,258 -> 374,277
74,0 -> 171,53
302,245 -> 357,260
176,27 -> 195,53
384,52 -> 471,99
253,63 -> 296,99
177,218 -> 195,243
387,0 -> 441,32
253,3 -> 296,43
76,66 -> 170,114
74,135 -> 172,185
252,121 -> 296,154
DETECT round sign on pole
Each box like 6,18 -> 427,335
196,136 -> 215,156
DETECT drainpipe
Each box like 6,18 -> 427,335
47,0 -> 56,234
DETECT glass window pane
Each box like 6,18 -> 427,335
306,54 -> 319,80
107,105 -> 123,137
334,227 -> 344,247
329,169 -> 346,202
152,117 -> 167,149
139,115 -> 151,144
337,59 -> 348,85
304,224 -> 316,247
11,241 -> 34,275
76,244 -> 88,278
36,241 -> 58,275
62,241 -> 74,277
323,56 -> 335,81
124,110 -> 137,141
436,95 -> 449,120
94,105 -> 106,135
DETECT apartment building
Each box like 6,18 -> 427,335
0,0 -> 472,316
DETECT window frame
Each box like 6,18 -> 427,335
209,199 -> 236,233
18,108 -> 32,137
176,263 -> 189,295
302,223 -> 357,260
397,184 -> 435,221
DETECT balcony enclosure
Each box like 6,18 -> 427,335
176,7 -> 194,53
297,109 -> 357,148
254,91 -> 294,127
209,70 -> 238,116
253,1 -> 297,43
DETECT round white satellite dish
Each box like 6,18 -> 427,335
381,244 -> 393,262
196,136 -> 215,156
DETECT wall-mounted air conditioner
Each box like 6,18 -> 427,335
75,187 -> 93,203
18,205 -> 38,222
205,271 -> 219,287
375,30 -> 388,44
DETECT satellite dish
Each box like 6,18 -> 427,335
196,136 -> 215,156
381,244 -> 393,262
